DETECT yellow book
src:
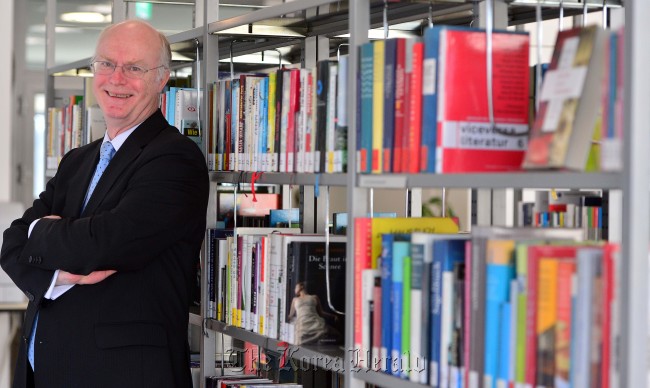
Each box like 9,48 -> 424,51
537,257 -> 559,385
372,40 -> 385,173
369,217 -> 459,268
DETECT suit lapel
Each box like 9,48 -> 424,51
70,141 -> 102,215
81,110 -> 169,216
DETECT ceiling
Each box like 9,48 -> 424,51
23,0 -> 275,71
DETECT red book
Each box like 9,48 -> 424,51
525,245 -> 579,387
353,217 -> 372,365
436,29 -> 529,172
407,41 -> 424,173
523,26 -> 607,170
392,38 -> 407,173
400,41 -> 413,173
601,243 -> 618,388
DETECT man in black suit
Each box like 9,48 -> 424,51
0,20 -> 208,387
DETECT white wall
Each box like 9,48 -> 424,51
0,1 -> 13,201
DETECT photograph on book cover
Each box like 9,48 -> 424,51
286,241 -> 346,346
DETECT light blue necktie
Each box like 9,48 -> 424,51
28,141 -> 115,370
82,141 -> 116,211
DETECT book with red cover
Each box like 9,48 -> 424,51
407,40 -> 424,173
392,38 -> 407,173
436,28 -> 529,173
523,25 -> 607,170
525,245 -> 579,387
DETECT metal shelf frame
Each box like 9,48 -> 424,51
206,319 -> 345,372
210,171 -> 348,187
43,0 -> 645,387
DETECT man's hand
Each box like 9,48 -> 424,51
55,270 -> 117,286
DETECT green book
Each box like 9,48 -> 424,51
401,252 -> 412,379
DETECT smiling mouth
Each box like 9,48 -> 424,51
106,91 -> 132,98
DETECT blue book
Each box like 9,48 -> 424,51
420,25 -> 473,172
497,302 -> 512,384
359,42 -> 374,173
381,233 -> 410,374
430,238 -> 466,387
168,86 -> 178,127
268,208 -> 299,228
391,240 -> 410,377
382,38 -> 398,172
606,33 -> 618,138
258,77 -> 269,171
484,263 -> 515,388
380,233 -> 394,373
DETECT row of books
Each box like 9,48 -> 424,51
205,59 -> 348,174
355,225 -> 616,388
205,374 -> 302,388
161,86 -> 203,149
355,24 -> 625,174
357,26 -> 530,174
205,228 -> 347,346
46,94 -> 107,170
517,190 -> 605,240
46,25 -> 623,176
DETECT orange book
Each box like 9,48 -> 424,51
555,260 -> 576,385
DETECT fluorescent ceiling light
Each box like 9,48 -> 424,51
171,52 -> 194,61
336,28 -> 417,39
219,51 -> 282,65
60,12 -> 110,24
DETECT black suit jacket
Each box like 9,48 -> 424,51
0,110 -> 209,388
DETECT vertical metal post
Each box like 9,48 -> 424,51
111,0 -> 127,23
200,0 -> 218,385
475,0 -> 509,228
346,0 -> 369,387
620,0 -> 650,386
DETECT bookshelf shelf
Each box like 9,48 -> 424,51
47,58 -> 92,77
189,312 -> 203,327
207,319 -> 345,372
210,171 -> 348,187
352,370 -> 432,388
207,0 -> 339,35
357,172 -> 623,190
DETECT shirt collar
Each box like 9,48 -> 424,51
102,123 -> 141,151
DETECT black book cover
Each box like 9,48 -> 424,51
286,241 -> 347,346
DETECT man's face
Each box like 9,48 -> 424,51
92,23 -> 168,134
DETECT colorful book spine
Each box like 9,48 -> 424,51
372,40 -> 385,173
382,38 -> 398,173
358,43 -> 374,173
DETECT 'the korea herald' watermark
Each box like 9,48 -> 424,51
223,347 -> 428,374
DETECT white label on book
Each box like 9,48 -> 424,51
441,122 -> 528,150
422,58 -> 437,96
358,175 -> 407,188
469,371 -> 479,388
539,36 -> 587,133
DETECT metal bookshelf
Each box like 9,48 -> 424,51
206,320 -> 345,372
210,171 -> 348,187
43,0 -> 647,387
358,171 -> 623,190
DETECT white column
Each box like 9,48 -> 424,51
0,0 -> 14,202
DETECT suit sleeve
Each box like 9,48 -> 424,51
0,154 -> 72,305
16,138 -> 209,275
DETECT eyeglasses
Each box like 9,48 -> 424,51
90,60 -> 166,79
